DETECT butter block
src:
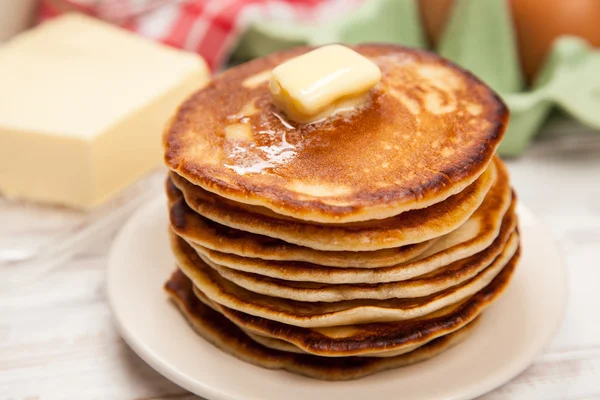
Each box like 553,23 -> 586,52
269,44 -> 381,123
0,14 -> 209,207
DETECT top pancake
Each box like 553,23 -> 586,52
164,44 -> 508,223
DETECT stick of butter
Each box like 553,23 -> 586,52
269,44 -> 381,123
0,14 -> 209,208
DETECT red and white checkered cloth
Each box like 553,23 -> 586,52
39,0 -> 362,71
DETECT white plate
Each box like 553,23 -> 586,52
107,197 -> 567,400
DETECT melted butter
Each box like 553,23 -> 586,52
269,44 -> 381,123
225,123 -> 252,141
224,126 -> 299,175
272,111 -> 295,130
224,100 -> 260,143
227,99 -> 259,122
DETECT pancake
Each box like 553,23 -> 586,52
184,180 -> 513,286
165,270 -> 479,380
170,158 -> 497,251
246,331 -> 306,354
193,201 -> 514,285
199,228 -> 518,302
172,232 -> 519,327
164,44 -> 508,224
183,246 -> 518,357
167,183 -> 436,268
246,333 -> 428,359
192,286 -> 431,358
246,331 -> 426,358
169,156 -> 510,269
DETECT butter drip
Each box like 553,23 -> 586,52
269,45 -> 381,123
224,99 -> 298,175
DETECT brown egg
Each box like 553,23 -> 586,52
510,0 -> 600,81
418,0 -> 455,47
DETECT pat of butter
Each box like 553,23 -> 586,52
0,14 -> 209,208
269,44 -> 381,123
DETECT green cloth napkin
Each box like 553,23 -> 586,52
231,0 -> 600,156
500,37 -> 600,155
231,0 -> 425,62
438,0 -> 524,94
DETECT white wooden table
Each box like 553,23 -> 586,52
2,120 -> 600,400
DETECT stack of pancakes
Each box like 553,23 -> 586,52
162,44 -> 518,381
